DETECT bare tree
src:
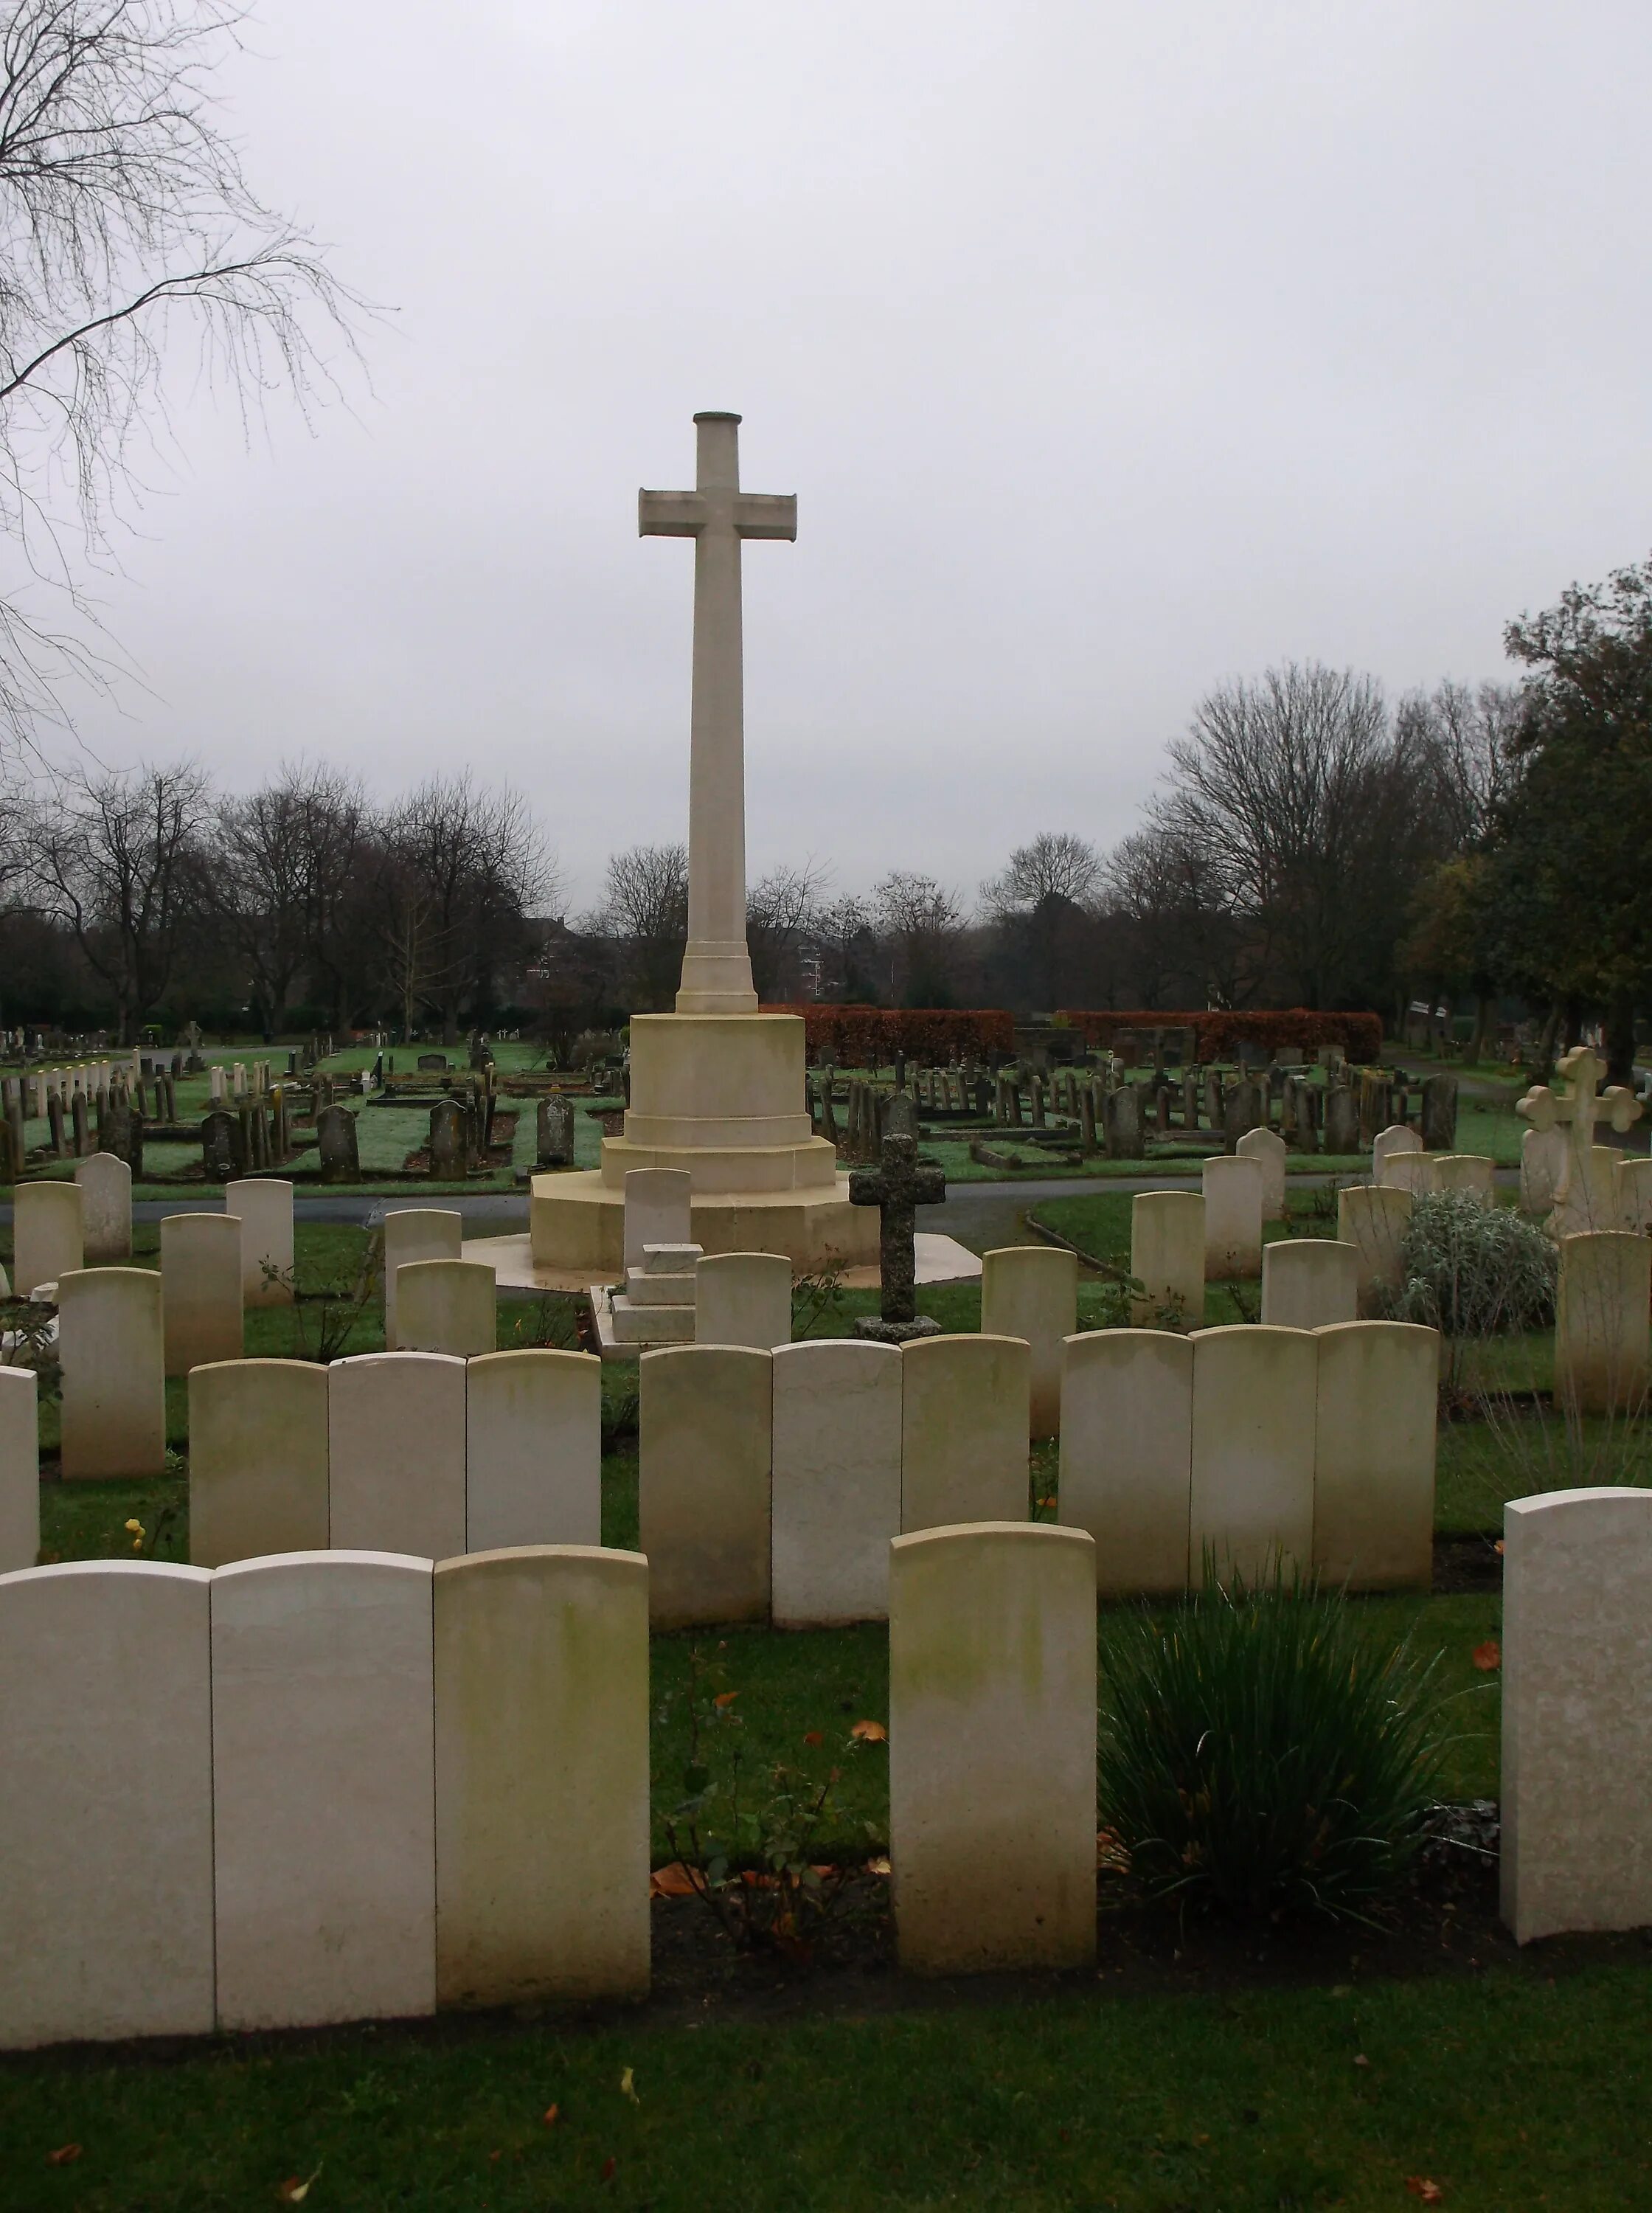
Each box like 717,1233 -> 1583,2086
872,870 -> 964,1006
1147,663 -> 1426,1009
1395,679 -> 1523,853
746,858 -> 825,1001
31,756 -> 212,1038
591,842 -> 688,1011
982,831 -> 1103,1010
371,774 -> 550,1042
212,763 -> 366,1038
813,891 -> 877,1002
0,0 -> 367,750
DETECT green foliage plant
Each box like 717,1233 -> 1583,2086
1386,1190 -> 1556,1350
1098,1563 -> 1449,1926
272,1228 -> 384,1362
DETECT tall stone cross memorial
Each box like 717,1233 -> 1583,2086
640,412 -> 796,1015
850,1132 -> 945,1340
1517,1045 -> 1642,1236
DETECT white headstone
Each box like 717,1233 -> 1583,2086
58,1267 -> 165,1480
900,1334 -> 1030,1532
1260,1238 -> 1359,1330
396,1258 -> 495,1359
1519,1124 -> 1565,1217
74,1151 -> 132,1262
465,1348 -> 602,1551
694,1250 -> 792,1350
1129,1191 -> 1204,1329
1312,1320 -> 1437,1589
0,1562 -> 214,2048
1617,1156 -> 1652,1233
1380,1151 -> 1438,1199
1372,1123 -> 1421,1182
979,1246 -> 1077,1441
1555,1230 -> 1651,1416
889,1523 -> 1097,1973
13,1180 -> 83,1298
1337,1184 -> 1413,1315
1502,1487 -> 1652,1943
189,1359 -> 330,1568
771,1340 -> 901,1627
1189,1325 -> 1316,1581
226,1178 -> 295,1306
639,1345 -> 771,1629
383,1208 -> 464,1349
1236,1126 -> 1288,1222
434,1546 -> 650,2004
623,1167 -> 693,1272
1201,1154 -> 1264,1280
0,1365 -> 40,1574
212,1551 -> 436,2030
1432,1153 -> 1494,1203
328,1352 -> 467,1560
162,1211 -> 244,1376
1058,1329 -> 1191,1595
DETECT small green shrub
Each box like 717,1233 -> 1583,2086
1386,1191 -> 1556,1337
1098,1566 -> 1448,1925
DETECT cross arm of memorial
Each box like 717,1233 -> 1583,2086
637,489 -> 798,540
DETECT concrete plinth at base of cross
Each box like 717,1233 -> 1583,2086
853,1314 -> 941,1344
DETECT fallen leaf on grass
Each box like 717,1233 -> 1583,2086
1095,1828 -> 1130,1872
600,2155 -> 617,2182
542,2104 -> 560,2127
1471,1640 -> 1501,1672
1036,1495 -> 1057,1512
866,1854 -> 892,1877
1494,1540 -> 1505,1554
277,2169 -> 322,2204
712,1690 -> 740,1708
850,1719 -> 886,1742
802,1730 -> 823,1746
1405,2180 -> 1445,2203
649,1861 -> 700,1898
1354,2054 -> 1370,2068
46,2145 -> 81,2167
620,2067 -> 638,2103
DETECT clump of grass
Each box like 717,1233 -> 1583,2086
1098,1565 -> 1449,1925
1386,1190 -> 1556,1340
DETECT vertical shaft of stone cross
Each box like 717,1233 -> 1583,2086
680,410 -> 758,1015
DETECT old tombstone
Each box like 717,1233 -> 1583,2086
70,1089 -> 89,1157
1372,1123 -> 1421,1181
849,1132 -> 945,1339
0,1366 -> 40,1574
1518,1047 -> 1643,1235
161,1213 -> 244,1376
58,1268 -> 166,1480
1236,1125 -> 1287,1220
1318,1089 -> 1353,1160
900,1334 -> 1030,1531
397,1259 -> 495,1359
889,1523 -> 1097,1973
384,1208 -> 464,1348
329,1352 -> 468,1560
1078,1084 -> 1097,1154
465,1349 -> 602,1551
418,1052 -> 449,1073
979,1246 -> 1077,1441
317,1104 -> 361,1184
771,1340 -> 903,1628
189,1360 -> 330,1568
1189,1324 -> 1316,1581
536,1095 -> 575,1167
1382,1151 -> 1438,1199
695,1250 -> 792,1350
1058,1330 -> 1192,1595
1312,1320 -> 1437,1590
434,1547 -> 649,2005
1260,1238 -> 1359,1329
1420,1072 -> 1459,1151
14,1179 -> 83,1295
0,1561 -> 215,2048
428,1098 -> 465,1180
1520,1124 -> 1566,1217
1501,1488 -> 1652,1944
1103,1083 -> 1143,1160
46,1090 -> 66,1157
639,1346 -> 772,1630
225,1177 -> 295,1306
1201,1154 -> 1264,1279
210,1554 -> 437,2031
74,1151 -> 131,1262
1555,1231 -> 1652,1416
1433,1153 -> 1496,1203
1617,1157 -> 1652,1233
201,1108 -> 243,1182
1223,1078 -> 1266,1149
1337,1183 -> 1414,1315
209,1065 -> 226,1104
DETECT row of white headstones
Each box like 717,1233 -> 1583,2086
0,1487 -> 1645,2051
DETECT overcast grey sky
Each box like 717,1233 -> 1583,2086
58,1 -> 1652,913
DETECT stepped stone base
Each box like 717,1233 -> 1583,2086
532,1173 -> 878,1273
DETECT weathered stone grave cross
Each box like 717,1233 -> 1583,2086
1518,1045 -> 1642,1234
849,1131 -> 945,1335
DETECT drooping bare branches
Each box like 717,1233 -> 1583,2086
590,842 -> 687,1011
0,0 -> 369,749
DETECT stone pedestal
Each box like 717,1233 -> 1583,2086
532,1014 -> 878,1272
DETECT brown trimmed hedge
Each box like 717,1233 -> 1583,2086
1055,1008 -> 1384,1064
760,1005 -> 1016,1064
